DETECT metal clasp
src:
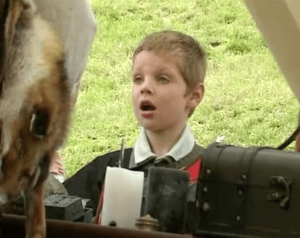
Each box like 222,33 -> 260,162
267,176 -> 292,209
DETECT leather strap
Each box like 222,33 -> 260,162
277,124 -> 300,150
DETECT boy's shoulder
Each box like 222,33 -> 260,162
168,142 -> 205,169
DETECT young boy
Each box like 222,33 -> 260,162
128,30 -> 206,173
63,30 -> 207,230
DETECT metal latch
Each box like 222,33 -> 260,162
267,176 -> 292,209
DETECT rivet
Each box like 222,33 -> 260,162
203,187 -> 208,193
202,202 -> 210,212
272,192 -> 279,199
206,169 -> 211,174
242,174 -> 247,180
236,215 -> 241,222
238,190 -> 243,196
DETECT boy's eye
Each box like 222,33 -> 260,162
133,76 -> 143,83
158,76 -> 169,83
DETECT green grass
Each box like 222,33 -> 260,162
61,0 -> 299,178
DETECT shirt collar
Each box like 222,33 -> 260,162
133,126 -> 195,165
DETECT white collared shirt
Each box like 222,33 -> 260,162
133,126 -> 195,165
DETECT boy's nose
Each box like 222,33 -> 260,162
140,77 -> 154,94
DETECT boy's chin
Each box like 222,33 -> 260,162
140,122 -> 167,133
139,121 -> 160,132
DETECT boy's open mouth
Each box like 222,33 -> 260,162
140,101 -> 156,111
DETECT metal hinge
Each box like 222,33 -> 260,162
267,176 -> 292,209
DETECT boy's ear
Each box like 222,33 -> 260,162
187,83 -> 205,110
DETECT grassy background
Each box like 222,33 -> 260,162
61,0 -> 299,178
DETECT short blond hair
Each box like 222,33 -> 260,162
133,30 -> 207,93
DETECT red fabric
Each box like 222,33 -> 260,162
183,158 -> 201,183
95,182 -> 105,224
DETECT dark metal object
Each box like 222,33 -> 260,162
74,208 -> 93,224
194,142 -> 300,238
44,194 -> 85,222
144,167 -> 190,234
267,176 -> 292,209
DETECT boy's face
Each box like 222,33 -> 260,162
131,50 -> 194,132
